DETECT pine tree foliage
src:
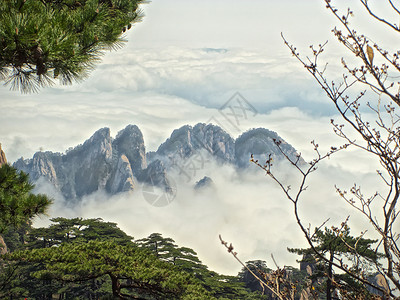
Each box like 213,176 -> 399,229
136,233 -> 211,283
136,233 -> 208,273
6,240 -> 215,299
0,164 -> 52,233
0,0 -> 145,93
238,260 -> 271,293
288,226 -> 381,299
2,219 -> 269,299
26,217 -> 133,248
137,233 -> 266,299
0,164 -> 52,297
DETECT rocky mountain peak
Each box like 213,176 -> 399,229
191,123 -> 235,162
30,151 -> 60,186
156,125 -> 192,158
75,127 -> 113,162
113,125 -> 146,175
156,123 -> 235,163
107,154 -> 135,194
235,128 -> 304,168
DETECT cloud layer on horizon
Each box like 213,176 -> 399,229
1,45 -> 342,164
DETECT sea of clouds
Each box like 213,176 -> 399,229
1,0 -> 396,275
31,147 -> 384,276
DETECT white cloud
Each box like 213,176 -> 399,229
2,0 -> 395,279
32,153 -> 384,275
76,47 -> 316,103
0,44 -> 337,163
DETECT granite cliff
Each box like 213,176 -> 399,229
13,123 -> 303,201
14,125 -> 145,200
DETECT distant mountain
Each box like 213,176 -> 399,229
13,123 -> 303,201
235,128 -> 301,168
148,123 -> 235,166
14,125 -> 146,200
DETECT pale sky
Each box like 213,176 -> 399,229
1,0 -> 339,161
0,0 -> 392,275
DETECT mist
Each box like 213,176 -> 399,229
1,0 -> 392,278
32,147 -> 383,276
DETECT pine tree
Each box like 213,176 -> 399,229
5,220 -> 215,299
0,0 -> 144,93
26,217 -> 133,248
6,240 -> 215,299
0,164 -> 52,298
0,164 -> 52,234
238,260 -> 271,293
136,233 -> 210,277
136,232 -> 178,260
288,225 -> 380,299
136,233 -> 267,299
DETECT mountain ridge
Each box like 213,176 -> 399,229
13,123 -> 303,201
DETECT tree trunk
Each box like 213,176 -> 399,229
110,274 -> 122,299
326,251 -> 334,300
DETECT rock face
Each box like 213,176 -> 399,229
66,127 -> 113,199
367,273 -> 390,297
235,128 -> 304,168
107,154 -> 135,194
14,127 -> 144,200
155,123 -> 235,164
113,125 -> 146,176
137,159 -> 172,193
105,125 -> 147,194
13,123 -> 302,201
0,144 -> 7,166
15,128 -> 114,199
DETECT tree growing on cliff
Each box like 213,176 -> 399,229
0,0 -> 145,93
288,224 -> 380,299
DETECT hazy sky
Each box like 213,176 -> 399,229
1,0 -> 341,161
0,0 -> 391,275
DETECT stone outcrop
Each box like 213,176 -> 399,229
14,128 -> 113,199
0,144 -> 7,166
113,125 -> 146,175
194,176 -> 214,190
